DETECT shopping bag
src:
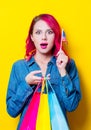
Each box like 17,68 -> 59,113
36,78 -> 51,130
20,83 -> 41,130
47,80 -> 69,130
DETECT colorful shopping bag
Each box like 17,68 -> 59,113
47,80 -> 70,130
20,83 -> 41,130
36,78 -> 51,130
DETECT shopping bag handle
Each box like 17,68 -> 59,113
47,79 -> 55,93
33,78 -> 43,94
41,77 -> 48,94
34,77 -> 48,94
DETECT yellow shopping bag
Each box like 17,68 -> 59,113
36,78 -> 51,130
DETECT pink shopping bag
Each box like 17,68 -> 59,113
20,83 -> 41,130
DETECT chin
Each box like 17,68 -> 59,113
41,51 -> 52,55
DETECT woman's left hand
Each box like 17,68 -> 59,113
56,49 -> 68,77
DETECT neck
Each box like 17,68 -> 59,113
34,52 -> 52,64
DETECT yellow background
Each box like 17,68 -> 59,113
0,0 -> 91,129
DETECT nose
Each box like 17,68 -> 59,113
42,33 -> 47,40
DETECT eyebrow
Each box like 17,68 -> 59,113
34,28 -> 53,31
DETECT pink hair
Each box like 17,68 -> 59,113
25,14 -> 62,60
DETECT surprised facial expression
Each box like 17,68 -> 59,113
31,20 -> 55,55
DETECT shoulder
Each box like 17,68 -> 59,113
13,59 -> 26,67
11,59 -> 28,71
67,58 -> 76,67
66,58 -> 78,73
10,59 -> 29,75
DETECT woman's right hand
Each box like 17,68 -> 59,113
25,70 -> 42,85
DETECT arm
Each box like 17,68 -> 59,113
60,59 -> 81,111
56,50 -> 81,111
6,62 -> 33,117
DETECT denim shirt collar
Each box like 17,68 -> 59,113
27,56 -> 56,66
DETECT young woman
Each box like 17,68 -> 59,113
6,14 -> 81,129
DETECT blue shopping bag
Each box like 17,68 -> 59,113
47,80 -> 70,130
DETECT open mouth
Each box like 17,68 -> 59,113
40,43 -> 48,49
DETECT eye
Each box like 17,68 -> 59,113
47,30 -> 54,34
35,30 -> 41,34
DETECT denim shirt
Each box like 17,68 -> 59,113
6,56 -> 81,130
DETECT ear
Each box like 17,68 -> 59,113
31,35 -> 34,42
